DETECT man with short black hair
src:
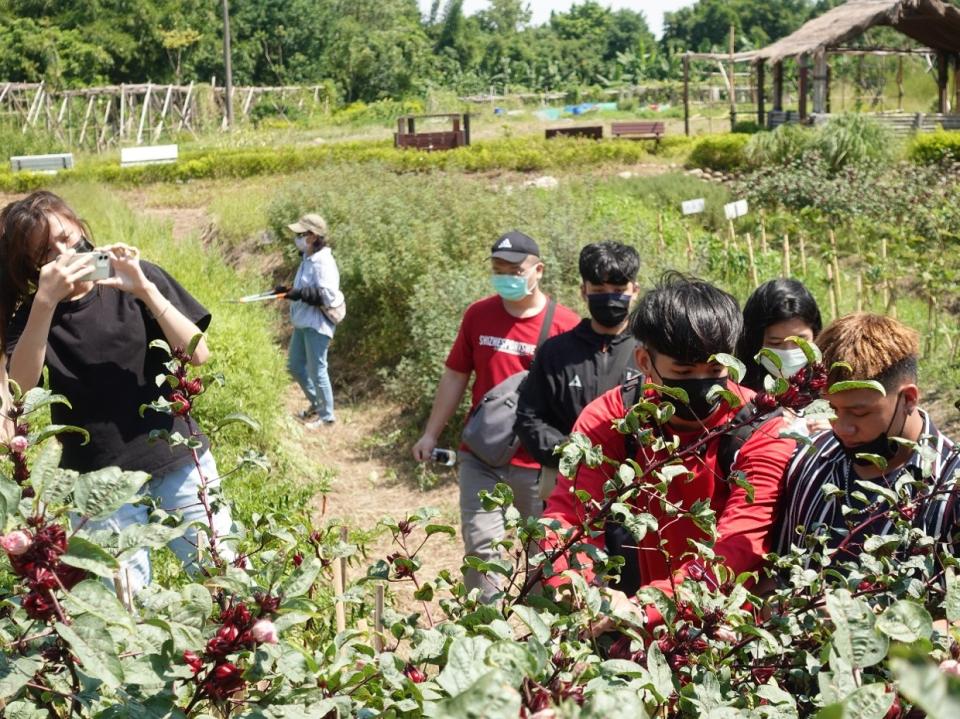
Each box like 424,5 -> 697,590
412,231 -> 579,601
515,241 -> 641,500
775,313 -> 960,561
542,272 -> 795,630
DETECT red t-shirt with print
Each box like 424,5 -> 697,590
446,294 -> 580,468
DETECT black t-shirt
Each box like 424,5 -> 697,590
6,262 -> 211,475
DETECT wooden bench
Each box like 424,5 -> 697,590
545,125 -> 603,140
611,121 -> 665,142
10,153 -> 74,174
120,144 -> 178,168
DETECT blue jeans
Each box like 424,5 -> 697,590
288,327 -> 335,422
83,450 -> 236,594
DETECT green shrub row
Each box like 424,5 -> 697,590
909,129 -> 960,164
686,133 -> 751,171
0,136 -> 695,192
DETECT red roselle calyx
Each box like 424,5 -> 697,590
403,664 -> 426,683
169,391 -> 192,416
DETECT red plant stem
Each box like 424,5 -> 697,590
184,413 -> 223,569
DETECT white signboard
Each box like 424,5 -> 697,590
681,198 -> 705,215
724,199 -> 749,220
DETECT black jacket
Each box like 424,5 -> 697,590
515,318 -> 640,468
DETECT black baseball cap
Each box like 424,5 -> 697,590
490,230 -> 540,264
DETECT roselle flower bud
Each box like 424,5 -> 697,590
22,590 -> 55,621
8,435 -> 28,454
397,520 -> 413,536
884,693 -> 902,719
205,662 -> 246,699
1,530 -> 31,556
217,624 -> 240,643
183,650 -> 204,674
403,663 -> 426,683
292,552 -> 303,567
169,391 -> 191,416
250,619 -> 279,645
751,666 -> 776,684
940,660 -> 960,678
182,378 -> 203,396
254,592 -> 281,615
753,392 -> 779,414
309,529 -> 324,545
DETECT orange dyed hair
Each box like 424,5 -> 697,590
817,313 -> 920,389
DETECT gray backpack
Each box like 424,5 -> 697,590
461,300 -> 557,467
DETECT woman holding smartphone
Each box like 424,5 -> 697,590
0,190 -> 233,592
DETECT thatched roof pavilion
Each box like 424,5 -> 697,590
681,0 -> 960,132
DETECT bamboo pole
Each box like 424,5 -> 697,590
119,84 -> 126,139
856,273 -> 864,312
799,233 -> 808,275
726,219 -> 736,251
657,212 -> 665,252
152,84 -> 174,142
758,209 -> 768,253
685,225 -> 695,264
78,95 -> 96,146
781,234 -> 791,277
880,238 -> 890,309
745,232 -> 759,288
826,265 -> 838,319
333,526 -> 348,634
829,231 -> 842,303
373,584 -> 385,653
136,83 -> 153,144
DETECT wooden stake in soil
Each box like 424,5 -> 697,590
745,232 -> 759,288
781,234 -> 791,278
880,237 -> 890,307
856,272 -> 864,313
825,265 -> 838,319
799,233 -> 808,275
333,526 -> 348,634
657,212 -> 665,252
685,225 -> 695,265
373,584 -> 385,654
759,209 -> 768,253
726,219 -> 736,251
886,286 -> 898,319
829,231 -> 842,303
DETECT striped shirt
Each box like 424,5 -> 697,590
775,410 -> 960,562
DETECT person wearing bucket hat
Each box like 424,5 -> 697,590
411,230 -> 579,601
278,213 -> 344,428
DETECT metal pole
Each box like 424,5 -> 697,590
221,0 -> 234,128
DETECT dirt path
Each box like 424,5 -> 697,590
283,386 -> 463,613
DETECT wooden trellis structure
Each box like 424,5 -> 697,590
0,81 -> 330,152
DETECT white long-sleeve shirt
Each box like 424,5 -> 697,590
290,246 -> 342,337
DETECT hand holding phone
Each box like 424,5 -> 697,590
76,251 -> 113,282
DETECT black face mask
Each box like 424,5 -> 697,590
587,292 -> 632,328
836,392 -> 907,467
651,356 -> 728,422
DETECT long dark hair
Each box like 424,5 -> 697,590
736,279 -> 823,391
0,191 -> 92,351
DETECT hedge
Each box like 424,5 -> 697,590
909,130 -> 960,164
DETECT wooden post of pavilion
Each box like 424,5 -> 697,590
938,51 -> 949,113
757,60 -> 766,127
773,62 -> 784,114
728,25 -> 737,131
798,54 -> 809,120
683,54 -> 690,137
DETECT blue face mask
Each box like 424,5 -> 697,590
491,272 -> 531,301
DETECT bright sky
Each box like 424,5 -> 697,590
418,0 -> 697,38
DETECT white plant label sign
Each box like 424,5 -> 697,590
724,199 -> 749,220
681,198 -> 705,215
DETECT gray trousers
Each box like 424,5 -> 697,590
458,450 -> 542,602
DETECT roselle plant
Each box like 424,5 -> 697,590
4,336 -> 960,718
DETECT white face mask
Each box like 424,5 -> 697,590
760,346 -> 808,379
294,235 -> 308,253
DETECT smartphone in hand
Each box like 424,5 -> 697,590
77,251 -> 113,281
